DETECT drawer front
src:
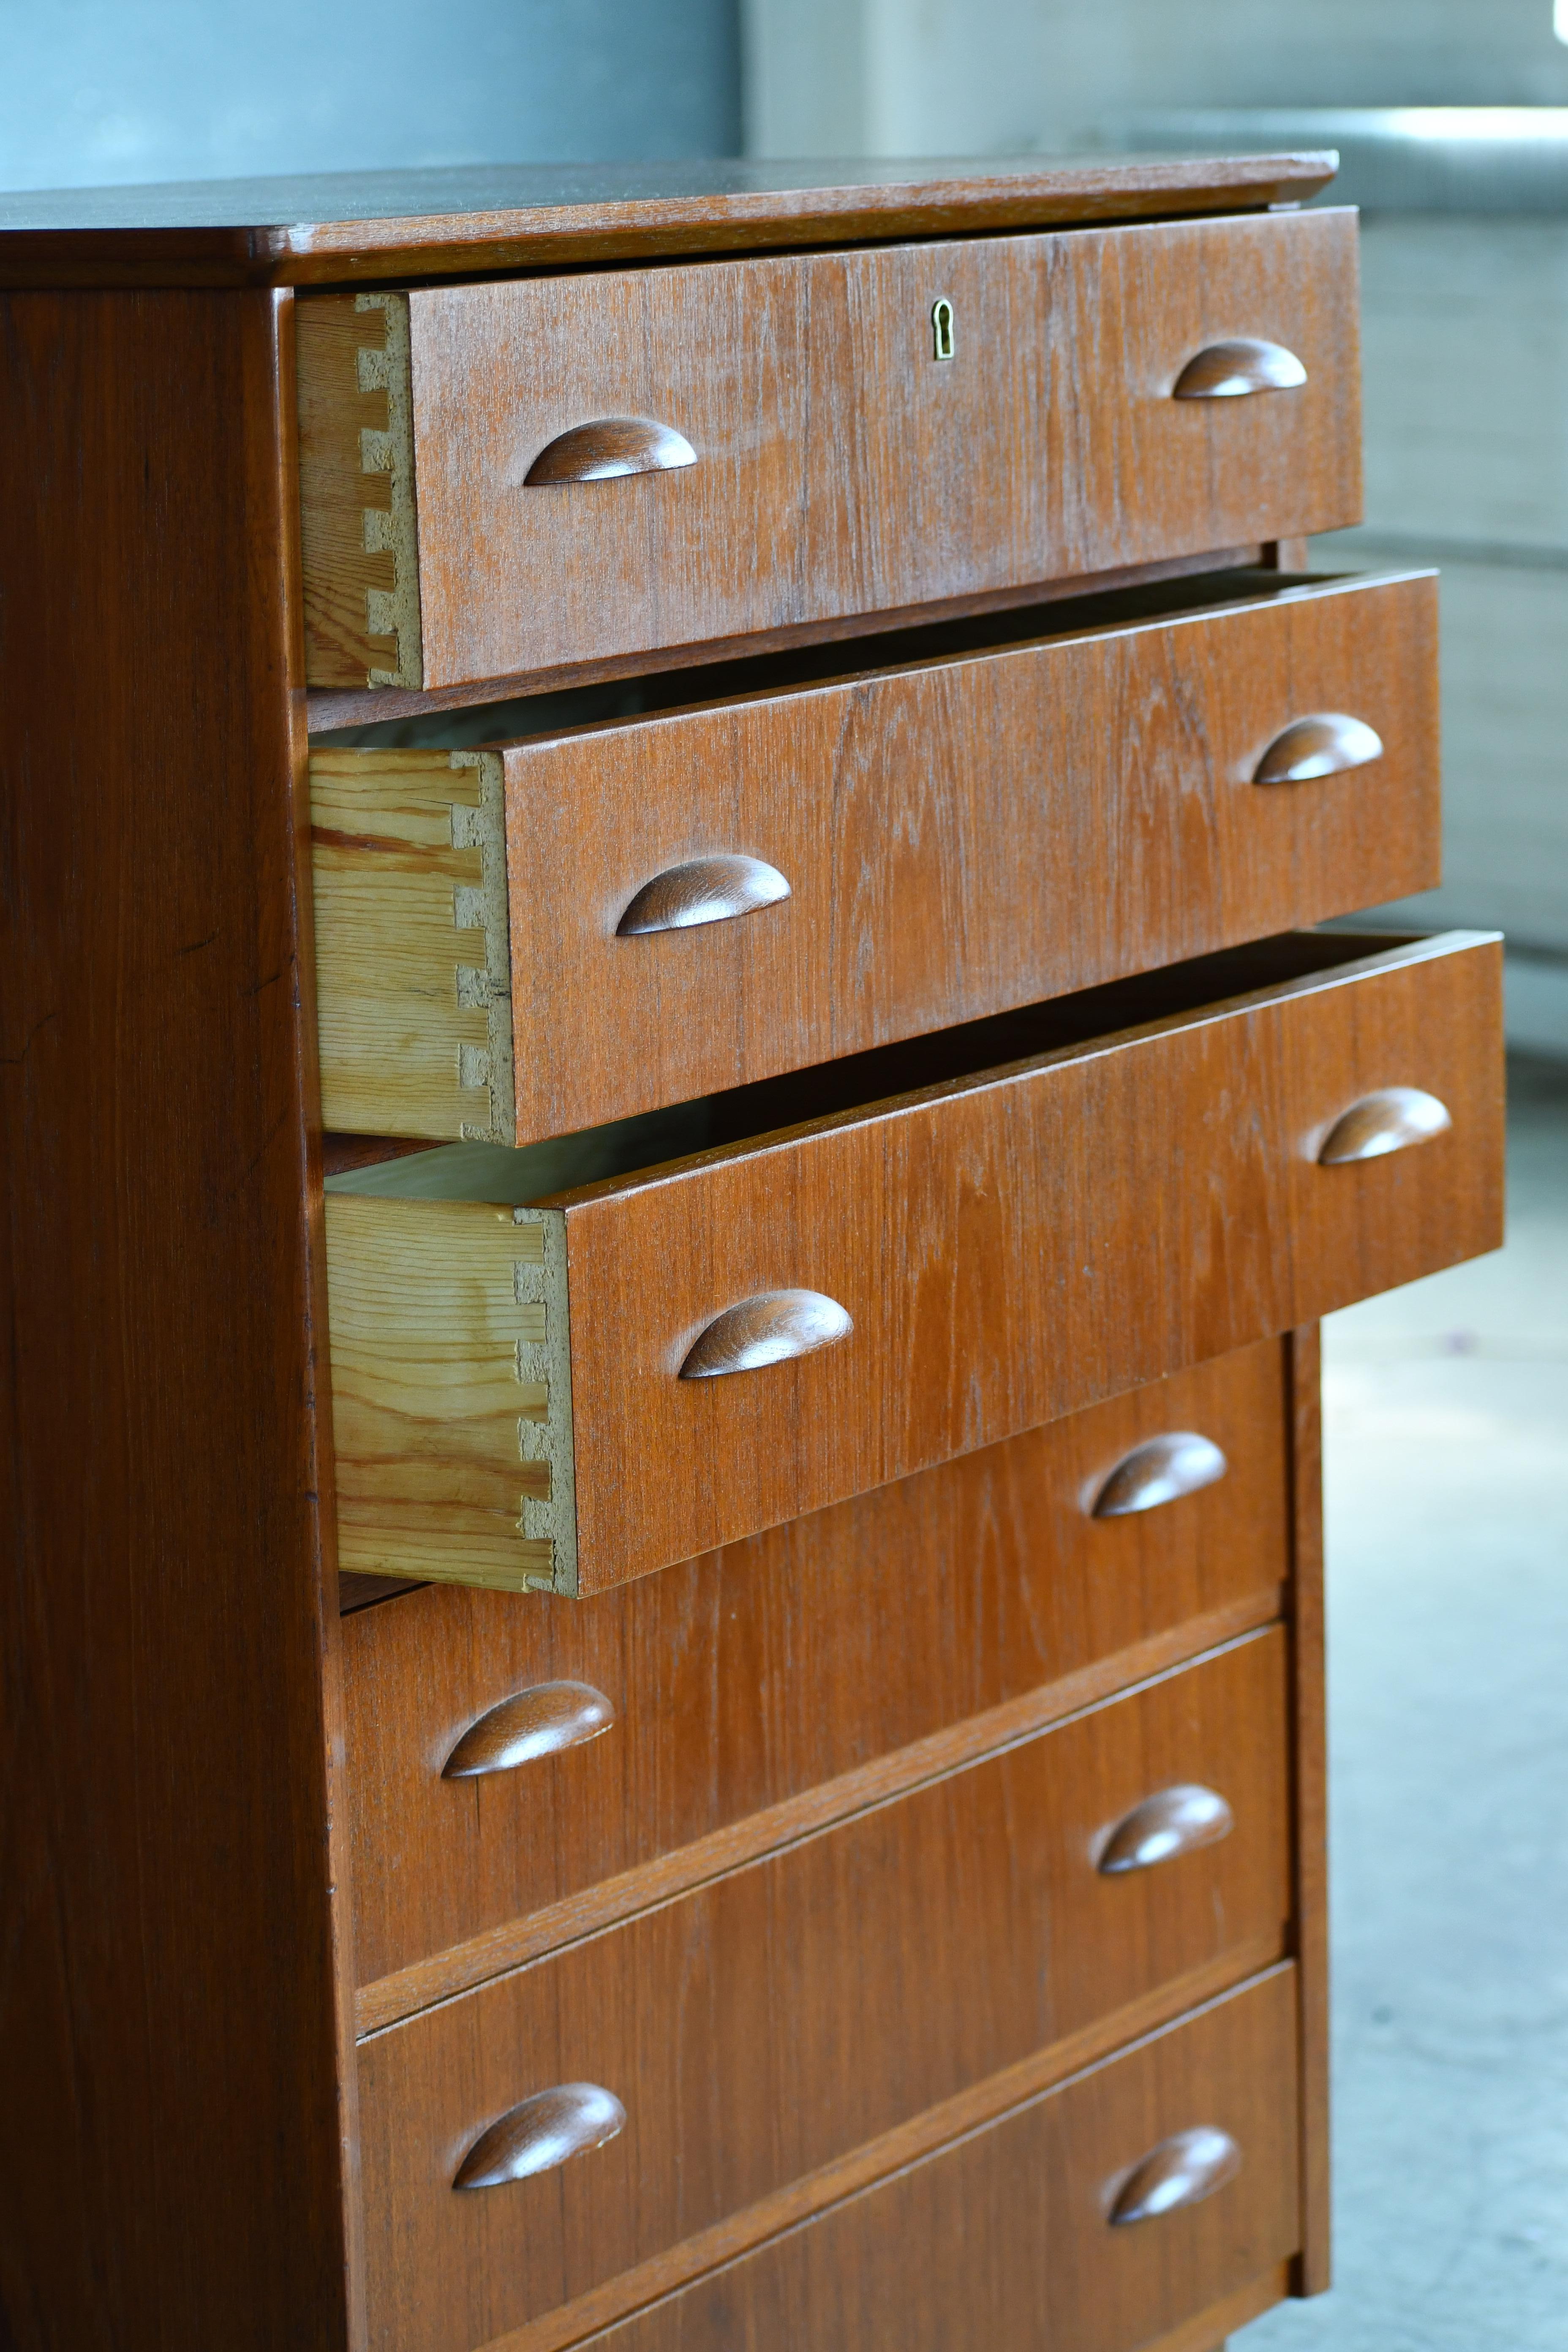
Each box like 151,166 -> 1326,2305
324,928 -> 1501,1596
357,1633 -> 1292,2352
345,1338 -> 1290,1996
299,208 -> 1361,691
312,568 -> 1438,1146
539,1968 -> 1300,2352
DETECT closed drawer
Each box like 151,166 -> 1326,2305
357,1632 -> 1292,2352
345,1337 -> 1290,2005
298,207 -> 1360,693
520,1967 -> 1300,2352
323,927 -> 1501,1596
312,566 -> 1438,1146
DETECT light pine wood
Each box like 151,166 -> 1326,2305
310,748 -> 514,1141
322,1196 -> 577,1592
315,567 -> 1440,1145
1287,1323 -> 1332,2294
297,290 -> 421,687
324,929 -> 1502,1597
297,208 -> 1361,692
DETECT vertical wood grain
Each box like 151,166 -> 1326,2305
0,290 -> 356,2349
1286,1323 -> 1331,2294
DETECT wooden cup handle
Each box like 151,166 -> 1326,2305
1318,1087 -> 1452,1165
454,2083 -> 626,2189
1091,1432 -> 1228,1518
1253,713 -> 1383,784
679,1290 -> 852,1379
525,417 -> 696,483
443,1682 -> 616,1779
1173,338 -> 1307,398
1108,2126 -> 1242,2224
617,855 -> 791,935
1097,1784 -> 1235,1875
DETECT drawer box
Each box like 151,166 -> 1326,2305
344,1337 -> 1291,1998
311,566 -> 1439,1146
528,1967 -> 1300,2352
298,207 -> 1360,692
323,928 -> 1501,1596
356,1632 -> 1292,2352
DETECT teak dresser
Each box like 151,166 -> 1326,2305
0,157 -> 1503,2352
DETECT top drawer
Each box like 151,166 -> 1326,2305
297,209 -> 1361,692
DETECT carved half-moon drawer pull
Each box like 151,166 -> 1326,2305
617,855 -> 791,936
1092,1432 -> 1228,1519
525,417 -> 697,484
443,1681 -> 616,1780
679,1289 -> 852,1379
1319,1086 -> 1452,1165
454,2082 -> 626,2190
1097,1783 -> 1234,1875
1172,338 -> 1307,398
1108,2126 -> 1242,2226
1253,713 -> 1384,784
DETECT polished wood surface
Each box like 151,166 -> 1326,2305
473,570 -> 1435,1142
466,1968 -> 1300,2352
325,929 -> 1500,1595
0,290 -> 357,2347
357,1635 -> 1291,2350
343,1339 -> 1290,1997
303,209 -> 1360,690
0,153 -> 1339,289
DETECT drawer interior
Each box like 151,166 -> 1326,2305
310,564 -> 1359,757
325,927 -> 1425,1210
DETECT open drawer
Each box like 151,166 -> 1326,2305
322,928 -> 1502,1595
310,566 -> 1437,1146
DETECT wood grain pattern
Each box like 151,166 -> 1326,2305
466,1969 -> 1301,2352
357,1635 -> 1293,2351
551,929 -> 1501,1592
0,153 -> 1339,290
1287,1323 -> 1331,2295
310,748 -> 514,1141
297,291 -> 421,687
0,291 -> 356,2347
303,207 -> 1361,690
344,1337 -> 1289,1996
472,569 -> 1438,1144
322,1196 -> 575,1590
326,929 -> 1501,1595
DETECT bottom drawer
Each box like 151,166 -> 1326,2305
371,1968 -> 1301,2352
581,1968 -> 1301,2352
357,1633 -> 1290,2352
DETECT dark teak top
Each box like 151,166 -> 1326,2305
0,152 -> 1337,287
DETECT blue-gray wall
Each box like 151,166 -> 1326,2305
0,0 -> 740,190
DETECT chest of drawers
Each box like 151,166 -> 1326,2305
0,154 -> 1503,2352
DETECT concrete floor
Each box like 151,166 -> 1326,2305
1244,1054 -> 1568,2352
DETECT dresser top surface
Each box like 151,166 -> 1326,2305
0,151 -> 1337,289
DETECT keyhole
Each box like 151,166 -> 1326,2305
931,298 -> 955,362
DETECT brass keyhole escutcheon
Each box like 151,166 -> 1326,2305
931,297 -> 956,362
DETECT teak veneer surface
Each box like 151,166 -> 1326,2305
0,152 -> 1337,287
343,1338 -> 1289,1993
517,1971 -> 1300,2352
299,208 -> 1361,689
0,291 -> 356,2347
310,566 -> 1439,1143
357,1633 -> 1291,2352
325,928 -> 1502,1596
